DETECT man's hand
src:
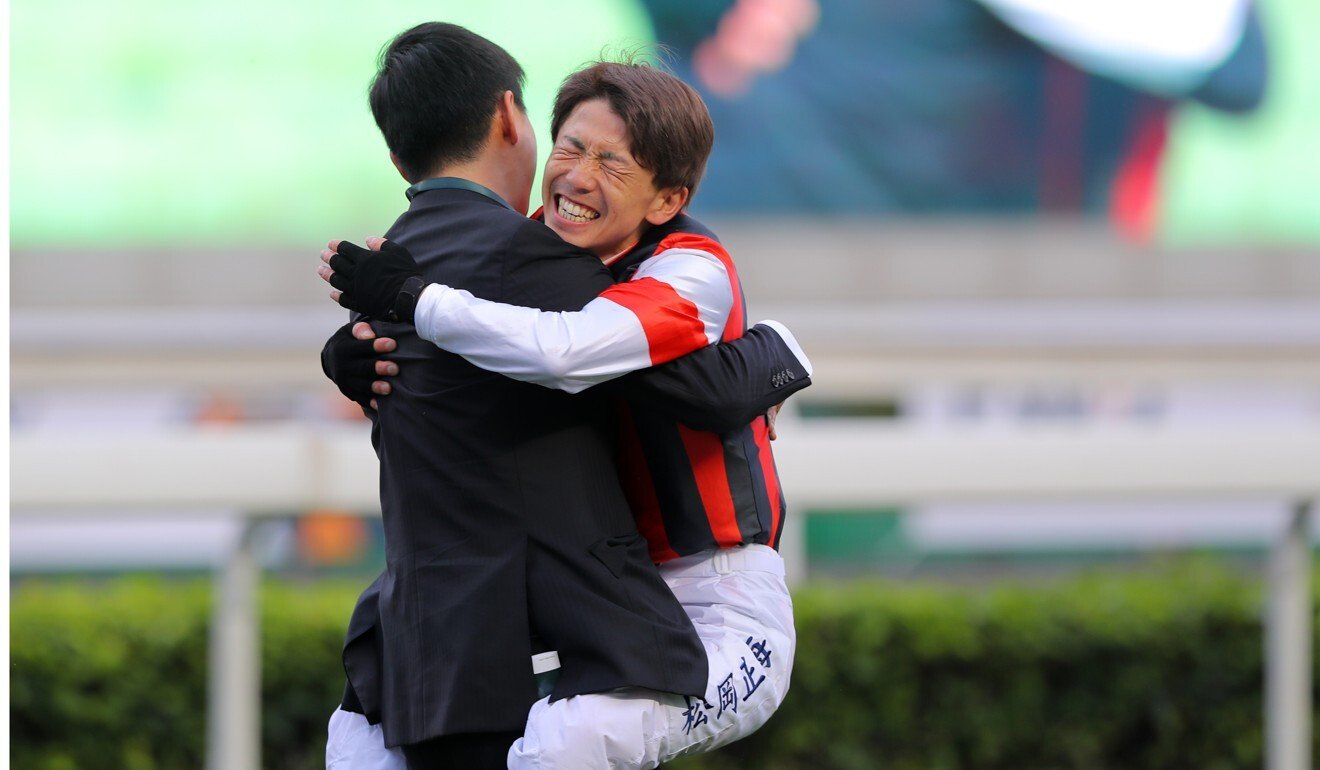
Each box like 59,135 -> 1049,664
321,320 -> 400,411
767,402 -> 784,440
318,237 -> 426,323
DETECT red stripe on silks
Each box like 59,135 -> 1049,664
616,405 -> 680,564
676,425 -> 744,548
653,233 -> 745,342
1109,109 -> 1167,244
600,278 -> 709,365
751,416 -> 783,547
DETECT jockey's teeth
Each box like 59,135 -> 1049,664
558,196 -> 600,223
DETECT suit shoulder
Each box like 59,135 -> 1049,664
664,213 -> 720,243
505,216 -> 593,261
629,214 -> 723,261
500,217 -> 613,311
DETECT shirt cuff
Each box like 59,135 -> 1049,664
756,319 -> 813,377
412,283 -> 452,343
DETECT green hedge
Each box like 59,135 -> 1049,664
673,563 -> 1290,770
11,578 -> 352,770
10,563 -> 1317,769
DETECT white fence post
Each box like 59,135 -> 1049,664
1266,500 -> 1313,770
205,519 -> 262,770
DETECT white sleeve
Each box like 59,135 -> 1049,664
411,248 -> 734,393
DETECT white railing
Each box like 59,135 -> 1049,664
12,299 -> 1320,400
11,421 -> 1319,770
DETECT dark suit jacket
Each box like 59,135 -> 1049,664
343,186 -> 710,747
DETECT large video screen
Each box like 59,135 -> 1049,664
9,0 -> 655,247
12,0 -> 1318,248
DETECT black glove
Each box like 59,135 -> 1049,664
321,321 -> 387,408
327,240 -> 426,324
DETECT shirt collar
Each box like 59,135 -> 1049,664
406,177 -> 514,211
601,239 -> 639,267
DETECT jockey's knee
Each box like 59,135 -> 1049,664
511,695 -> 654,769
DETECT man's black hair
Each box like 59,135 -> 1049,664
369,23 -> 525,182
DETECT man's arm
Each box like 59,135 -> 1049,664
613,321 -> 814,433
411,248 -> 732,392
322,227 -> 812,428
322,228 -> 813,433
327,318 -> 816,434
324,235 -> 735,393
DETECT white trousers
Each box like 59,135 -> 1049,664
509,544 -> 796,769
326,707 -> 399,770
326,545 -> 795,770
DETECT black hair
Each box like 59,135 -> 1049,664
369,23 -> 525,181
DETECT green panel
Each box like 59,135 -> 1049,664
798,400 -> 900,419
805,508 -> 909,567
10,1 -> 655,247
1159,0 -> 1320,245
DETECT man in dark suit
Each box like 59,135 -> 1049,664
323,23 -> 713,768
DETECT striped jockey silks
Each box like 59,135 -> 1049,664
608,215 -> 784,563
410,213 -> 786,563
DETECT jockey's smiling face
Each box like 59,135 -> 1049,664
541,98 -> 686,260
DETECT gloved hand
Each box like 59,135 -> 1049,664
322,238 -> 426,324
321,321 -> 399,410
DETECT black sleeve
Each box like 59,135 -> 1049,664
611,323 -> 812,433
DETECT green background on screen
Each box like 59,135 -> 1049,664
10,1 -> 655,247
1160,0 -> 1320,245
